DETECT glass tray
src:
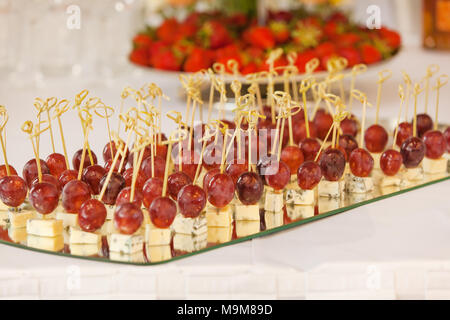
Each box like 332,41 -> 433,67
0,170 -> 448,265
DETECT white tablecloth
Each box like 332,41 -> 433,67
0,44 -> 449,299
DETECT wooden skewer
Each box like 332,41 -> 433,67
412,83 -> 424,137
54,99 -> 71,170
0,106 -> 10,176
99,142 -> 124,202
393,85 -> 405,149
423,64 -> 439,113
375,69 -> 392,125
433,74 -> 448,130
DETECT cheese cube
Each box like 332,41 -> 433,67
27,219 -> 63,237
264,190 -> 284,212
8,210 -> 35,228
206,205 -> 233,227
110,251 -> 146,263
70,243 -> 100,257
370,152 -> 382,170
423,157 -> 448,174
27,235 -> 64,252
318,179 -> 343,198
402,167 -> 424,181
99,220 -> 114,235
285,187 -> 314,205
146,245 -> 171,263
0,201 -> 9,211
264,211 -> 283,229
0,211 -> 8,226
172,213 -> 207,235
318,197 -> 341,213
173,232 -> 207,253
55,212 -> 78,228
145,224 -> 171,246
346,175 -> 374,194
286,204 -> 314,221
109,233 -> 144,254
8,227 -> 27,244
380,185 -> 400,196
235,220 -> 260,238
106,205 -> 116,220
380,175 -> 401,187
207,227 -> 233,243
235,204 -> 260,221
370,168 -> 384,185
69,226 -> 101,244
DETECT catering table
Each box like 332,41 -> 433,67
0,43 -> 449,299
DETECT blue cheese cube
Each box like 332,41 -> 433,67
422,157 -> 448,174
8,210 -> 35,229
173,232 -> 207,253
286,204 -> 314,221
146,245 -> 171,263
235,220 -> 260,237
206,205 -> 233,227
318,197 -> 341,212
109,233 -> 144,254
318,179 -> 344,198
55,212 -> 78,228
235,203 -> 260,221
264,190 -> 284,212
172,213 -> 207,236
264,211 -> 283,229
380,175 -> 401,187
69,226 -> 101,244
207,226 -> 233,243
401,166 -> 424,181
345,174 -> 374,194
285,186 -> 314,205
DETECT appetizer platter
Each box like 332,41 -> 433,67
0,56 -> 448,265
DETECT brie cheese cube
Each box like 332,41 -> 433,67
206,205 -> 233,227
69,226 -> 101,244
27,235 -> 64,252
285,187 -> 314,205
106,205 -> 116,220
70,243 -> 100,257
109,233 -> 144,254
172,213 -> 207,236
8,227 -> 27,244
146,245 -> 171,263
235,204 -> 260,221
27,219 -> 63,237
55,212 -> 78,228
207,227 -> 233,243
370,152 -> 382,170
264,190 -> 284,212
402,167 -> 424,181
346,175 -> 374,194
8,211 -> 35,228
235,220 -> 260,238
318,179 -> 343,198
145,223 -> 171,246
423,157 -> 448,174
380,175 -> 401,187
264,211 -> 283,229
110,251 -> 146,263
286,204 -> 314,221
173,232 -> 207,253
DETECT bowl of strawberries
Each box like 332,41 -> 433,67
129,8 -> 401,80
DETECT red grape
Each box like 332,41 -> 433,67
0,165 -> 17,179
58,169 -> 78,188
202,146 -> 222,171
326,145 -> 348,161
293,120 -> 317,144
236,171 -> 263,205
380,149 -> 402,176
78,199 -> 107,232
127,145 -> 150,168
31,173 -> 61,194
173,149 -> 199,180
281,145 -> 304,175
265,160 -> 291,190
319,148 -> 346,181
400,136 -> 426,168
61,180 -> 91,213
225,162 -> 248,185
103,141 -> 129,163
0,175 -> 27,207
291,106 -> 305,124
149,196 -> 177,228
314,109 -> 333,141
141,155 -> 165,180
167,171 -> 192,200
72,149 -> 97,172
22,159 -> 50,188
299,138 -> 321,161
122,168 -> 147,193
349,148 -> 374,177
297,161 -> 322,190
142,177 -> 163,209
29,182 -> 59,214
340,117 -> 359,137
207,173 -> 235,208
415,113 -> 433,138
203,168 -> 220,193
104,158 -> 125,174
444,127 -> 450,152
339,134 -> 358,159
45,153 -> 67,178
177,184 -> 206,218
116,186 -> 144,207
99,172 -> 125,205
114,202 -> 143,234
423,130 -> 446,159
364,124 -> 388,153
395,122 -> 413,147
82,165 -> 106,195
156,143 -> 168,159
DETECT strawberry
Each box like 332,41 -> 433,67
183,47 -> 214,72
337,47 -> 361,67
215,44 -> 243,72
260,53 -> 288,74
244,26 -> 276,50
292,20 -> 323,49
269,21 -> 290,44
360,44 -> 382,64
240,62 -> 259,75
379,27 -> 401,49
199,20 -> 232,49
294,50 -> 319,73
268,10 -> 293,22
129,48 -> 149,66
133,34 -> 152,49
327,11 -> 348,24
336,33 -> 361,47
315,42 -> 336,58
156,18 -> 180,44
151,47 -> 183,71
